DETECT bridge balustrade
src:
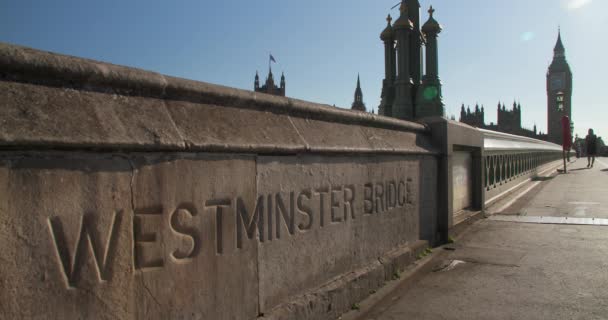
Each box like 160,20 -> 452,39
481,129 -> 563,204
425,119 -> 564,233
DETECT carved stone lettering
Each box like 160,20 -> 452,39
267,194 -> 273,241
133,208 -> 164,270
387,181 -> 397,209
398,181 -> 406,207
375,183 -> 385,213
406,178 -> 415,205
170,204 -> 200,261
343,185 -> 355,221
46,177 -> 415,288
330,186 -> 343,223
236,196 -> 265,249
297,189 -> 313,231
275,192 -> 295,239
363,183 -> 374,214
314,187 -> 329,227
205,199 -> 231,255
48,210 -> 123,288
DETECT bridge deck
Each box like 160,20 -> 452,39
492,157 -> 608,220
345,157 -> 608,320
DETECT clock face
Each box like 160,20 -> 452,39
550,73 -> 565,90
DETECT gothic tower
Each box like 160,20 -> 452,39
391,2 -> 415,119
408,0 -> 422,116
378,1 -> 443,120
547,29 -> 572,144
417,5 -> 444,118
378,14 -> 396,116
351,74 -> 366,111
254,68 -> 286,96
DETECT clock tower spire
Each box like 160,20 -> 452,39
547,28 -> 572,144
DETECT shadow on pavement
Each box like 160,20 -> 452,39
532,176 -> 555,181
570,168 -> 590,172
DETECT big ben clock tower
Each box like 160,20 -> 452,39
547,29 -> 573,144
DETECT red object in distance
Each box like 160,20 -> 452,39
561,116 -> 572,151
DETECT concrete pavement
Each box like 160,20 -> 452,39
345,158 -> 608,320
492,157 -> 608,219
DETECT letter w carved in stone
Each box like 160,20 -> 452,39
47,211 -> 123,288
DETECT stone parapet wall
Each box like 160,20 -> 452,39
0,43 -> 438,320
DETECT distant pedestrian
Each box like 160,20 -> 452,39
586,128 -> 597,168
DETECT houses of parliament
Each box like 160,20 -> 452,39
252,0 -> 572,146
459,30 -> 573,145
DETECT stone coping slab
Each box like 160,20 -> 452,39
0,42 -> 435,155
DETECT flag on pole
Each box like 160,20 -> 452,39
270,54 -> 276,63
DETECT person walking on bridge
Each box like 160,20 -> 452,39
586,128 -> 597,168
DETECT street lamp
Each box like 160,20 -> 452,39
566,120 -> 574,162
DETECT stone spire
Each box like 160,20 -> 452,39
549,27 -> 570,74
554,27 -> 565,57
351,74 -> 366,112
266,66 -> 274,87
254,71 -> 260,90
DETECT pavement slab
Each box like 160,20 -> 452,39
355,221 -> 608,320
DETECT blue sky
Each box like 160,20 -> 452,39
1,0 -> 606,140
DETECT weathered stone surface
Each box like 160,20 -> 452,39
256,155 -> 425,312
0,77 -> 437,155
0,154 -> 134,320
0,81 -> 184,149
164,100 -> 305,152
259,241 -> 429,320
0,152 -> 436,320
0,42 -> 431,155
419,158 -> 439,243
0,153 -> 259,320
453,151 -> 473,212
288,117 -> 373,151
129,153 -> 259,320
359,126 -> 436,154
